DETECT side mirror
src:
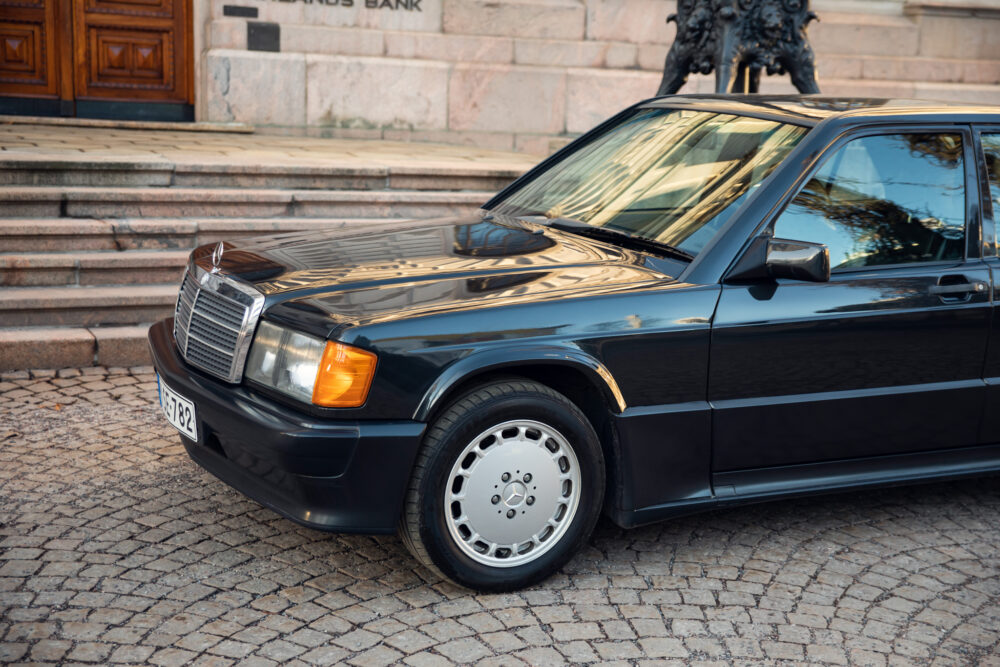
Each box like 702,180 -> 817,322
728,236 -> 830,283
766,238 -> 830,283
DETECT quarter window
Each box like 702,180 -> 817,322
773,133 -> 966,270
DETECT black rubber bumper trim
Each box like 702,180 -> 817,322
148,319 -> 426,534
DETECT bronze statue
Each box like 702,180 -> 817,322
657,0 -> 821,95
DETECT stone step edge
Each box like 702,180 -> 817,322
0,217 -> 430,252
0,285 -> 179,309
0,325 -> 153,372
0,158 -> 526,177
0,186 -> 494,202
0,252 -> 191,284
0,160 -> 527,191
1,115 -> 253,133
0,251 -> 188,287
1,250 -> 191,265
0,217 -> 422,234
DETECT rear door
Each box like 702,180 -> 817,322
710,126 -> 992,472
975,127 -> 1000,443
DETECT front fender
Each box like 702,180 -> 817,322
412,343 -> 627,421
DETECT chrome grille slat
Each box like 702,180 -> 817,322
172,265 -> 264,383
187,325 -> 239,354
196,292 -> 246,327
190,309 -> 242,333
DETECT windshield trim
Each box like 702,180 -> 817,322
639,99 -> 821,128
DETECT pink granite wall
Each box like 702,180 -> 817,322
200,0 -> 1000,154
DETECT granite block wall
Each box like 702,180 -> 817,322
198,0 -> 1000,153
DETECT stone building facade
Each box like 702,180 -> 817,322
3,0 -> 999,149
198,0 -> 1000,152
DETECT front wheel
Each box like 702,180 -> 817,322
399,380 -> 605,591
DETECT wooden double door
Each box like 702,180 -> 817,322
1,0 -> 192,120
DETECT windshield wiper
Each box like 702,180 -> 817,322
543,217 -> 694,262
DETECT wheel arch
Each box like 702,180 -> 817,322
413,346 -> 626,422
413,347 -> 628,517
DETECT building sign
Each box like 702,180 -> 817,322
270,0 -> 422,9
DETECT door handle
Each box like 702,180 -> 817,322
929,279 -> 988,300
929,282 -> 986,295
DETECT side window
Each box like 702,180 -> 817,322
773,133 -> 966,270
983,133 -> 1000,223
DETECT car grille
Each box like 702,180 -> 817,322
173,268 -> 264,382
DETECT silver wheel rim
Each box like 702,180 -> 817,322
444,419 -> 582,568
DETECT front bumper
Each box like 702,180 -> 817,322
148,319 -> 426,534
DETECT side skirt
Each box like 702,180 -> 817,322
611,444 -> 1000,529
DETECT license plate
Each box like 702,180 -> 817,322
157,373 -> 198,441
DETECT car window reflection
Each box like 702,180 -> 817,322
774,133 -> 966,270
492,109 -> 807,256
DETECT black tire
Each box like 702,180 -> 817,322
399,379 -> 605,591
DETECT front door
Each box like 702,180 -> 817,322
710,127 -> 992,472
0,0 -> 192,120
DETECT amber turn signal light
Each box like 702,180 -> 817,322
312,342 -> 377,408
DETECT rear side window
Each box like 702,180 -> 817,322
773,133 -> 966,270
983,134 -> 1000,225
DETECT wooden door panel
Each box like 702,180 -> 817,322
74,0 -> 190,103
90,27 -> 171,89
0,0 -> 59,97
2,24 -> 41,75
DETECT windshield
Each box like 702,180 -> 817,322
489,108 -> 808,257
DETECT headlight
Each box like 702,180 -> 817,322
245,321 -> 377,408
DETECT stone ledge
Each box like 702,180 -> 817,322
0,328 -> 96,371
92,326 -> 154,368
905,0 -> 1000,18
0,325 -> 157,371
0,115 -> 253,133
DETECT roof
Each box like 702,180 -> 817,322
642,95 -> 1000,127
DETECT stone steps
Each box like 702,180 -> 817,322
0,285 -> 179,328
0,186 -> 492,219
0,209 -> 457,369
0,251 -> 190,287
0,129 -> 526,371
0,217 -> 415,252
0,325 -> 153,371
0,188 -> 493,371
0,157 -> 521,191
0,212 -> 457,369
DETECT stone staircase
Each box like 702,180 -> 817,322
0,145 -> 526,371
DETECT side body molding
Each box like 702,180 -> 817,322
412,344 -> 628,422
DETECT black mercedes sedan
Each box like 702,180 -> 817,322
150,96 -> 1000,591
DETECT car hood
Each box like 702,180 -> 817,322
192,216 -> 680,331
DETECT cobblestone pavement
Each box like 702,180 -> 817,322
2,368 -> 1000,666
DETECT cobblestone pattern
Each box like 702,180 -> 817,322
2,367 -> 1000,666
